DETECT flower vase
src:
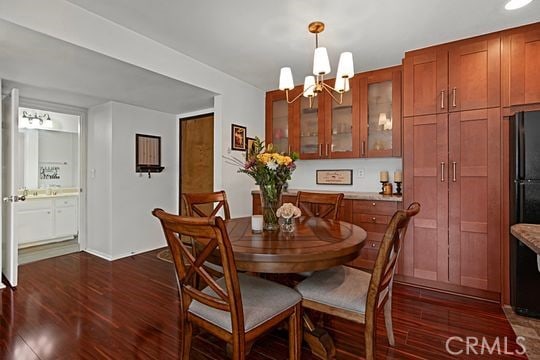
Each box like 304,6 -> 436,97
259,183 -> 282,231
280,217 -> 295,233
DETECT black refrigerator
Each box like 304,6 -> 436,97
510,111 -> 540,318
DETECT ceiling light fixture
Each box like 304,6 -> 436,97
279,21 -> 354,108
21,111 -> 53,129
505,0 -> 533,10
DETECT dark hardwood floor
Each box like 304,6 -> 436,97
0,250 -> 528,359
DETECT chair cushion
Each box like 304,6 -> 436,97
188,273 -> 301,332
296,266 -> 387,315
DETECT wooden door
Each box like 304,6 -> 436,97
507,25 -> 540,106
401,114 -> 448,282
180,114 -> 214,215
403,47 -> 448,117
448,108 -> 501,292
448,37 -> 500,112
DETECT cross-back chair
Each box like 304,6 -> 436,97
152,209 -> 302,360
182,190 -> 231,219
295,191 -> 344,220
296,202 -> 420,360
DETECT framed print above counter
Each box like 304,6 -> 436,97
316,169 -> 353,185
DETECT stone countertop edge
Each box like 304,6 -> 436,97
251,188 -> 403,202
511,224 -> 540,255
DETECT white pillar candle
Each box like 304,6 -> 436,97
394,170 -> 403,182
379,171 -> 389,182
251,215 -> 263,233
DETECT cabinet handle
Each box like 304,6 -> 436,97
325,143 -> 329,157
452,87 -> 457,107
452,161 -> 457,182
371,217 -> 377,223
372,202 -> 376,206
440,90 -> 446,109
371,242 -> 376,247
362,141 -> 366,156
288,145 -> 291,154
58,210 -> 62,213
319,144 -> 322,157
47,211 -> 51,214
440,161 -> 445,182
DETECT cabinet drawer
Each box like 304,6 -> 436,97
352,218 -> 388,234
348,240 -> 381,270
16,198 -> 53,211
356,214 -> 389,225
54,197 -> 78,208
353,200 -> 398,215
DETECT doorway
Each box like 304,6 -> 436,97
179,113 -> 214,215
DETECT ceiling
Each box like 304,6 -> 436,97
1,1 -> 538,113
66,0 -> 540,90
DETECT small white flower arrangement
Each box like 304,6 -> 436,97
276,203 -> 302,219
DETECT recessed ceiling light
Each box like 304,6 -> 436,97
505,0 -> 533,10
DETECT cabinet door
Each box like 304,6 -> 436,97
361,68 -> 402,157
448,108 -> 501,292
324,78 -> 360,159
17,208 -> 54,245
401,114 -> 449,282
265,90 -> 298,153
507,25 -> 540,106
298,93 -> 324,159
55,205 -> 78,237
403,47 -> 448,117
448,37 -> 500,112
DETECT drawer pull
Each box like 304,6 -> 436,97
371,217 -> 376,223
371,243 -> 376,247
372,202 -> 376,206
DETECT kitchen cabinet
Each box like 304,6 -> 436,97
348,200 -> 399,270
401,109 -> 501,295
359,66 -> 402,157
502,23 -> 540,106
404,35 -> 500,117
265,89 -> 299,154
16,196 -> 79,246
297,78 -> 360,159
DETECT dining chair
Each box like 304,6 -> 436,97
152,209 -> 302,360
182,190 -> 231,219
295,202 -> 420,360
295,191 -> 344,220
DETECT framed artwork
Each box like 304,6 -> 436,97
246,137 -> 256,160
136,133 -> 164,175
231,124 -> 247,151
316,169 -> 353,185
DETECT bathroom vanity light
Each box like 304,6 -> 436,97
20,111 -> 53,129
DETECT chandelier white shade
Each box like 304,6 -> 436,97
278,21 -> 354,107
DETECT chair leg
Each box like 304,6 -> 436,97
383,298 -> 395,346
289,303 -> 302,359
181,321 -> 193,360
365,314 -> 376,360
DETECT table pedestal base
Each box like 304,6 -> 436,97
303,314 -> 336,359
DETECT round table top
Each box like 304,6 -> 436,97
223,216 -> 367,273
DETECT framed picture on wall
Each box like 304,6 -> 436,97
246,137 -> 256,160
231,124 -> 247,151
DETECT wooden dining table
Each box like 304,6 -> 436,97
221,216 -> 368,359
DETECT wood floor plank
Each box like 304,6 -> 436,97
0,250 -> 527,359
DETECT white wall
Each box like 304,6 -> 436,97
110,102 -> 177,258
86,102 -> 176,260
288,158 -> 403,193
0,0 -> 265,220
87,102 -> 113,258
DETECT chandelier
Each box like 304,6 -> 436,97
278,21 -> 354,107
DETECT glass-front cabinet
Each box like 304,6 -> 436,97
265,90 -> 298,154
298,94 -> 323,159
325,79 -> 359,158
359,66 -> 402,157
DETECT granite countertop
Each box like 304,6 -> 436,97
251,188 -> 403,202
511,224 -> 540,255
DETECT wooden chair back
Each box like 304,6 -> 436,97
365,203 -> 420,319
295,191 -> 344,220
183,191 -> 231,220
152,209 -> 244,333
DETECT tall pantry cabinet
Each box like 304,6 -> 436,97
401,34 -> 502,298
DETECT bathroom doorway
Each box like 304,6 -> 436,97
16,99 -> 85,265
